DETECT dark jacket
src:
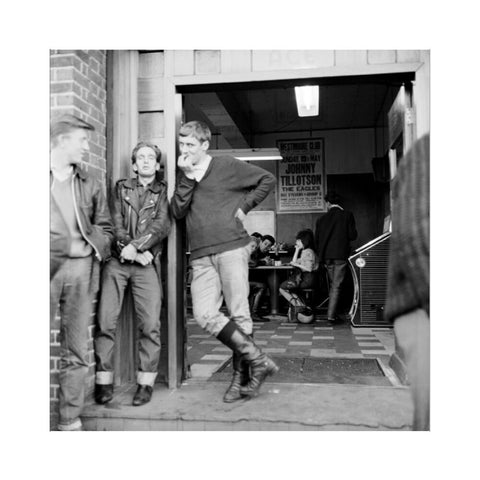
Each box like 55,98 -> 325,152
112,177 -> 171,260
50,166 -> 114,279
314,206 -> 357,261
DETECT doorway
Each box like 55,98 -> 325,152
173,72 -> 414,383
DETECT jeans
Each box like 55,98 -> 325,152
50,256 -> 96,427
325,259 -> 347,319
94,258 -> 162,386
190,245 -> 252,336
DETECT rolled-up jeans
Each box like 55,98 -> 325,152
95,257 -> 162,387
50,256 -> 95,428
190,245 -> 252,337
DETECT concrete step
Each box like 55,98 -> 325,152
82,380 -> 413,431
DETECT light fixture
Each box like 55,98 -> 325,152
210,148 -> 283,161
294,85 -> 319,117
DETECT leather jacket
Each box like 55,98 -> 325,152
50,166 -> 114,278
113,176 -> 171,259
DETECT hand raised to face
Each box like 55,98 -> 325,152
177,154 -> 195,175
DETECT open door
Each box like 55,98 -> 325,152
388,83 -> 416,177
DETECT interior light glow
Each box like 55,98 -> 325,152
294,85 -> 319,117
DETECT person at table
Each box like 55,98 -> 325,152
279,229 -> 319,312
249,234 -> 275,321
250,234 -> 275,266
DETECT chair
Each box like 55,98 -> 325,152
294,267 -> 330,312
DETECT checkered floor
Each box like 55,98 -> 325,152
186,312 -> 395,379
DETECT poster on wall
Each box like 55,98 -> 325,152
276,138 -> 326,213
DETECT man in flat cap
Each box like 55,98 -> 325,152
50,114 -> 113,431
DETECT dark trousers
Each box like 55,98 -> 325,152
94,258 -> 162,386
50,256 -> 95,427
325,259 -> 347,319
249,280 -> 267,312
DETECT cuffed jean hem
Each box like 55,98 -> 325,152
137,372 -> 157,386
95,371 -> 114,384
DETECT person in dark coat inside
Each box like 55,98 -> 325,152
314,191 -> 357,324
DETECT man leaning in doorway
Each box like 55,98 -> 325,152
314,191 -> 357,324
94,142 -> 171,407
50,114 -> 113,431
170,121 -> 279,403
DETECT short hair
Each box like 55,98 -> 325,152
249,235 -> 261,247
50,114 -> 94,143
179,121 -> 211,143
262,234 -> 275,245
251,232 -> 263,239
324,191 -> 340,204
131,141 -> 162,164
296,229 -> 314,250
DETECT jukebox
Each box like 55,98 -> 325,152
347,232 -> 392,327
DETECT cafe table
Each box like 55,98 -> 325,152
249,264 -> 293,315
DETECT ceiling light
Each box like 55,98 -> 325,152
294,85 -> 319,117
210,148 -> 283,161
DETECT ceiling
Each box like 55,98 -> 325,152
183,74 -> 409,149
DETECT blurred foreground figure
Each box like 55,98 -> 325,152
50,114 -> 113,431
385,134 -> 430,431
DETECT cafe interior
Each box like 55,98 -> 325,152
180,73 -> 409,329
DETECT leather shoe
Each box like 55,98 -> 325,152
95,384 -> 113,405
252,312 -> 269,322
132,385 -> 153,406
327,316 -> 342,325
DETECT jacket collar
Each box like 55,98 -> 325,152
73,165 -> 88,181
329,204 -> 343,211
123,176 -> 163,193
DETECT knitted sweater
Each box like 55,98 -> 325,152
170,155 -> 275,260
385,134 -> 430,322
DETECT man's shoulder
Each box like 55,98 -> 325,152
75,166 -> 103,188
212,155 -> 241,168
153,176 -> 168,191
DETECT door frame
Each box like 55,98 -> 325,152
163,52 -> 428,388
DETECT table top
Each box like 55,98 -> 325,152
250,264 -> 293,270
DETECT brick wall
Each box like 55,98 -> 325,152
50,50 -> 107,182
50,50 -> 108,428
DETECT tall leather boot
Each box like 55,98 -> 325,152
223,352 -> 248,403
223,331 -> 254,403
217,322 -> 278,399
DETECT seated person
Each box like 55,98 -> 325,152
279,229 -> 319,319
250,234 -> 275,266
248,234 -> 275,322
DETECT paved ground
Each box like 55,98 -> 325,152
186,313 -> 396,379
82,380 -> 412,431
81,312 -> 412,431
